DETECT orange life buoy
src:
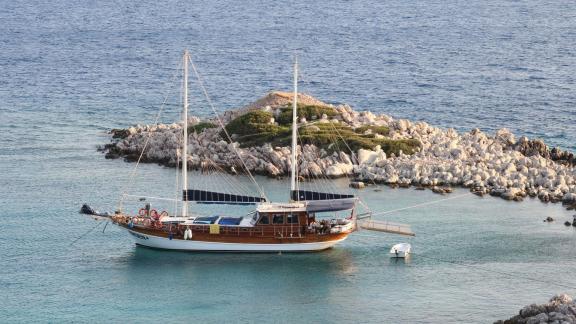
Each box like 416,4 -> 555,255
138,208 -> 148,216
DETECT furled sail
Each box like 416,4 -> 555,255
291,190 -> 354,201
183,189 -> 266,205
305,198 -> 357,212
291,190 -> 356,212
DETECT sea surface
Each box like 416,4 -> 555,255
1,0 -> 575,322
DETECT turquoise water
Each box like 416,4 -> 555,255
1,0 -> 576,322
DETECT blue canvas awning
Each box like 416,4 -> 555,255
183,189 -> 266,205
291,190 -> 354,201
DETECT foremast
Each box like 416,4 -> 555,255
181,50 -> 189,217
290,58 -> 299,201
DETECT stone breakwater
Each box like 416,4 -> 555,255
495,294 -> 576,324
100,92 -> 576,207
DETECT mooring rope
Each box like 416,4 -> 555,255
70,221 -> 105,246
368,192 -> 474,217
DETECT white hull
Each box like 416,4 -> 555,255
127,230 -> 347,252
389,243 -> 411,258
390,251 -> 409,258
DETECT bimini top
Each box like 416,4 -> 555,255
256,197 -> 357,214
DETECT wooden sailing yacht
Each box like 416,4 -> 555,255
97,50 -> 413,252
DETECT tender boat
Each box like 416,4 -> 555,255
390,243 -> 411,258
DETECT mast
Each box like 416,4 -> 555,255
290,58 -> 298,199
181,50 -> 189,217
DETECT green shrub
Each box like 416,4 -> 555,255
223,109 -> 420,156
354,125 -> 390,136
188,122 -> 217,134
224,111 -> 274,136
276,104 -> 338,125
374,138 -> 421,155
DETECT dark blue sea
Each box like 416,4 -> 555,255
1,0 -> 575,322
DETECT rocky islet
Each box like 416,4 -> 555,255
100,92 -> 576,208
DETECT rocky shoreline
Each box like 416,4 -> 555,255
99,91 -> 576,208
495,294 -> 576,324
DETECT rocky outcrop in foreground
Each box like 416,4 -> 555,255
99,92 -> 576,207
495,294 -> 576,324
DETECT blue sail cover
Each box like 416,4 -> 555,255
183,189 -> 266,205
291,190 -> 354,201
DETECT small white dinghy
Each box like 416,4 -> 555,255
390,243 -> 411,258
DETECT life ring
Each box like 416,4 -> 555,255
138,208 -> 148,216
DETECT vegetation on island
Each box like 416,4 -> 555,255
222,105 -> 420,156
276,104 -> 338,124
188,122 -> 217,134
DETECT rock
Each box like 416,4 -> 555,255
432,186 -> 451,195
100,91 -> 576,213
498,295 -> 576,324
545,216 -> 554,222
563,193 -> 576,205
526,313 -> 548,324
565,221 -> 572,226
550,294 -> 573,305
349,181 -> 365,189
325,163 -> 353,177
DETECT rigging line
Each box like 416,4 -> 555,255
70,221 -> 105,246
321,115 -> 378,212
295,128 -> 323,193
369,192 -> 474,217
297,123 -> 339,195
415,253 -> 576,291
187,56 -> 268,202
173,146 -> 181,217
117,58 -> 184,212
323,127 -> 356,194
207,159 -> 254,194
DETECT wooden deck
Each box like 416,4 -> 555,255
113,215 -> 351,244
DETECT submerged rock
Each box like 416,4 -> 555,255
349,181 -> 365,189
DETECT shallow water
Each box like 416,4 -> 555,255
1,0 -> 575,322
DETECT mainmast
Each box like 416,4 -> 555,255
290,58 -> 298,199
181,50 -> 189,217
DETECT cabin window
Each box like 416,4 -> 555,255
287,214 -> 298,224
272,214 -> 284,224
258,215 -> 270,225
